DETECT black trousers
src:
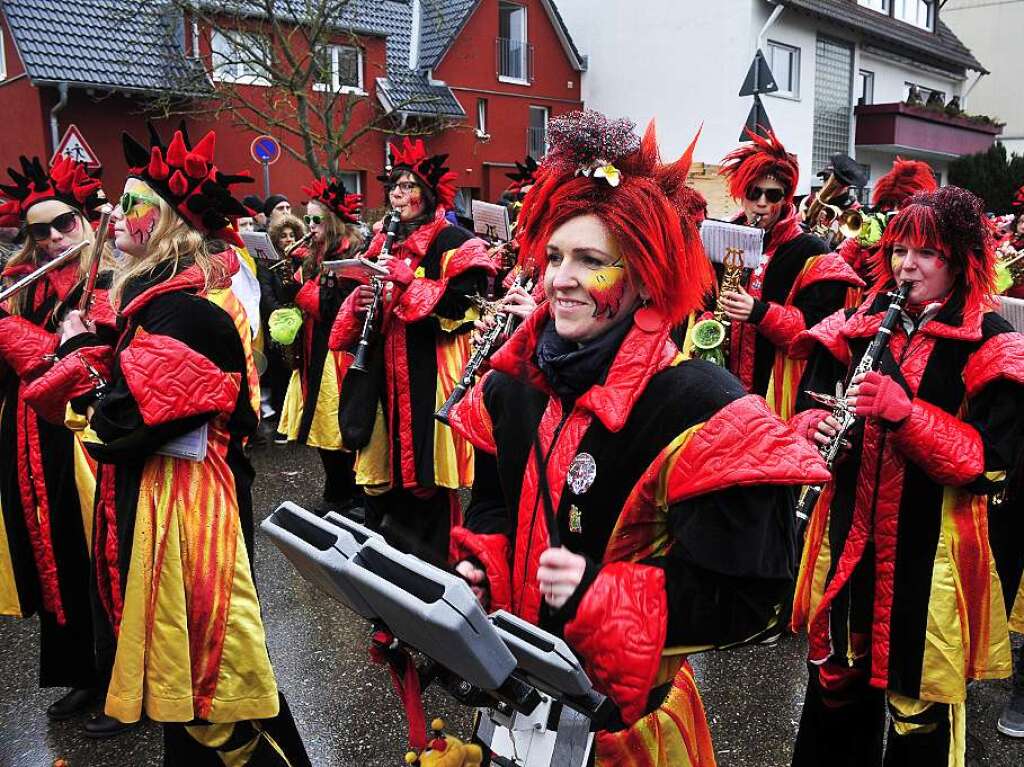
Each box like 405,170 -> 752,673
318,448 -> 355,506
365,487 -> 454,566
792,661 -> 961,767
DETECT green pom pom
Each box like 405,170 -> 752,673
269,307 -> 303,346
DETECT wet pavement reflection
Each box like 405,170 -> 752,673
1,442 -> 1022,766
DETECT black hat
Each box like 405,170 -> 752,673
263,194 -> 289,217
241,194 -> 264,215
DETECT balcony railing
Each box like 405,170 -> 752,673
496,37 -> 534,83
854,102 -> 1003,159
528,126 -> 547,159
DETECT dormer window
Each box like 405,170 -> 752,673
857,0 -> 935,32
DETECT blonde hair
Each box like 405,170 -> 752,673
5,208 -> 93,316
302,205 -> 365,280
109,195 -> 230,309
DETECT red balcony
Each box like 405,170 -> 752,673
854,102 -> 1002,159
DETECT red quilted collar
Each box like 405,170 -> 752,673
489,304 -> 678,432
844,288 -> 986,342
119,248 -> 238,317
365,207 -> 450,261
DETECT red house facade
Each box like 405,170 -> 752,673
0,0 -> 584,215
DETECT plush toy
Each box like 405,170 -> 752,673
403,718 -> 483,767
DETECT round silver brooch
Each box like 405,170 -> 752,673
567,452 -> 597,495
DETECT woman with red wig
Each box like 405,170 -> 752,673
328,139 -> 494,561
788,186 -> 1024,765
837,157 -> 938,284
716,130 -> 862,419
447,111 -> 829,766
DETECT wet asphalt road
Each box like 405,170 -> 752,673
2,441 -> 1023,767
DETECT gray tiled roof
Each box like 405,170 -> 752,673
1,0 -> 207,93
418,0 -> 478,70
770,0 -> 985,74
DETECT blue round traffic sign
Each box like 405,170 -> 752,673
250,135 -> 281,164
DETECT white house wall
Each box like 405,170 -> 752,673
943,0 -> 1024,155
557,0 -> 970,195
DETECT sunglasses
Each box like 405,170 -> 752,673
304,214 -> 323,226
27,211 -> 80,241
745,186 -> 786,204
120,191 -> 159,214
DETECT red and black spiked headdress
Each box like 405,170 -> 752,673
0,154 -> 105,228
505,156 -> 540,201
719,128 -> 800,202
379,137 -> 458,210
301,177 -> 363,224
122,124 -> 252,247
1012,185 -> 1024,209
871,157 -> 937,210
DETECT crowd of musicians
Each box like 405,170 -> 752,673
1,108 -> 1024,767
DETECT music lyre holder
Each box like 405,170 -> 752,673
262,502 -> 609,767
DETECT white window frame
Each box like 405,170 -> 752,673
857,0 -> 891,13
0,28 -> 6,81
894,0 -> 935,31
211,29 -> 272,86
766,40 -> 800,100
857,69 -> 875,105
528,105 -> 549,158
312,44 -> 365,95
476,98 -> 489,138
336,171 -> 362,195
498,1 -> 529,85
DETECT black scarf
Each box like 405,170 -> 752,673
535,314 -> 633,400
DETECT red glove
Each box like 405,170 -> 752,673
853,371 -> 912,424
387,259 -> 416,289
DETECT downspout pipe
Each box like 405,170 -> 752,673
758,4 -> 785,50
961,70 -> 986,109
49,82 -> 69,155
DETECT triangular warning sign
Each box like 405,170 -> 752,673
51,125 -> 101,169
739,95 -> 773,142
738,49 -> 779,97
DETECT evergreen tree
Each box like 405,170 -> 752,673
949,143 -> 1024,213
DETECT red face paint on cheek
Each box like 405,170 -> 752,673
125,203 -> 158,246
583,262 -> 628,319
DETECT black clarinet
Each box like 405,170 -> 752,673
350,215 -> 400,373
793,281 -> 912,529
435,270 -> 533,425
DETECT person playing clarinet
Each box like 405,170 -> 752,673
788,186 -> 1024,766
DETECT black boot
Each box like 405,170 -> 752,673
998,640 -> 1024,737
83,712 -> 137,739
47,688 -> 98,720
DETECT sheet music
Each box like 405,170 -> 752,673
155,422 -> 208,462
240,231 -> 281,263
699,219 -> 764,269
472,200 -> 511,241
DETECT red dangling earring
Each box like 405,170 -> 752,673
634,298 -> 662,332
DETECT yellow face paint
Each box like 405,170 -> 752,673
582,260 -> 627,319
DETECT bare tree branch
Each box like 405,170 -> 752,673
131,0 -> 455,178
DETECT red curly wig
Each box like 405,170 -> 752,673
870,186 -> 996,311
719,128 -> 799,202
871,157 -> 937,210
517,116 -> 711,325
